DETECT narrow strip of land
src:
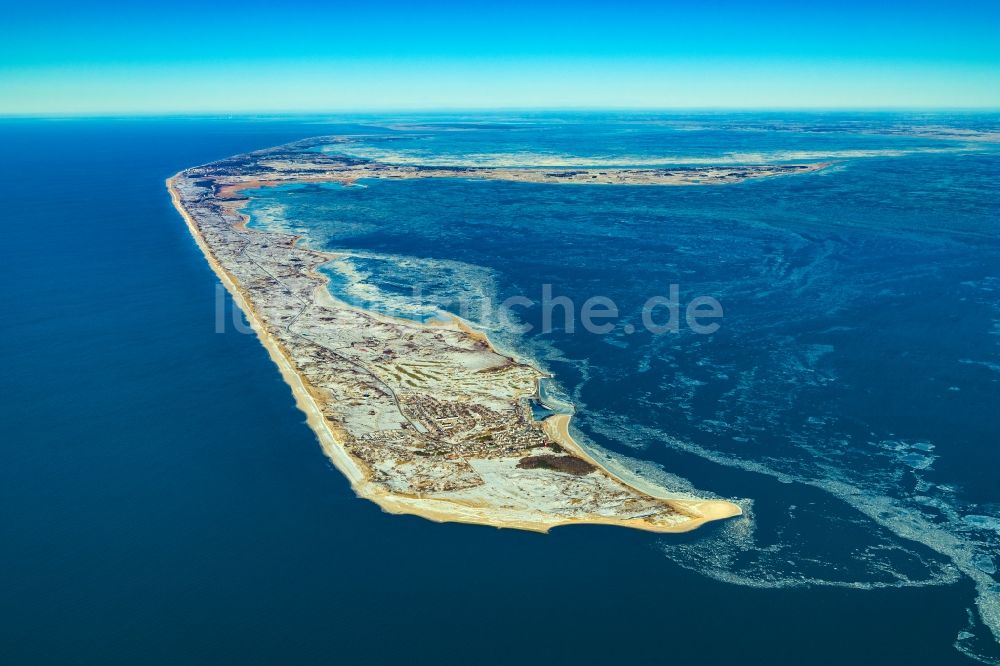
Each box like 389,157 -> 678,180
164,138 -> 774,532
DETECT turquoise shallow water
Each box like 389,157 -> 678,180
3,114 -> 1000,664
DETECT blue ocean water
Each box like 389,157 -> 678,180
2,114 -> 999,664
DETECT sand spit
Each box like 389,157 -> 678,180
166,138 -> 758,533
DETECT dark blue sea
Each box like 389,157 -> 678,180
2,114 -> 999,664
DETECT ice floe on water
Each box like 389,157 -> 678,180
659,502 -> 961,590
964,516 -> 1000,533
957,608 -> 1000,665
318,251 -> 499,324
580,411 -> 1000,659
975,555 -> 997,575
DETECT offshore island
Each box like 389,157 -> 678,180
167,137 -> 827,533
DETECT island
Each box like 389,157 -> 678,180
166,137 -> 826,532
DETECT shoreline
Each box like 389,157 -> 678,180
167,152 -> 745,534
168,176 -> 369,490
542,415 -> 743,528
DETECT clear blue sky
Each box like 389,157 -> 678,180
2,0 -> 999,114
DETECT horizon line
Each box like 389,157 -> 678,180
4,105 -> 1000,119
